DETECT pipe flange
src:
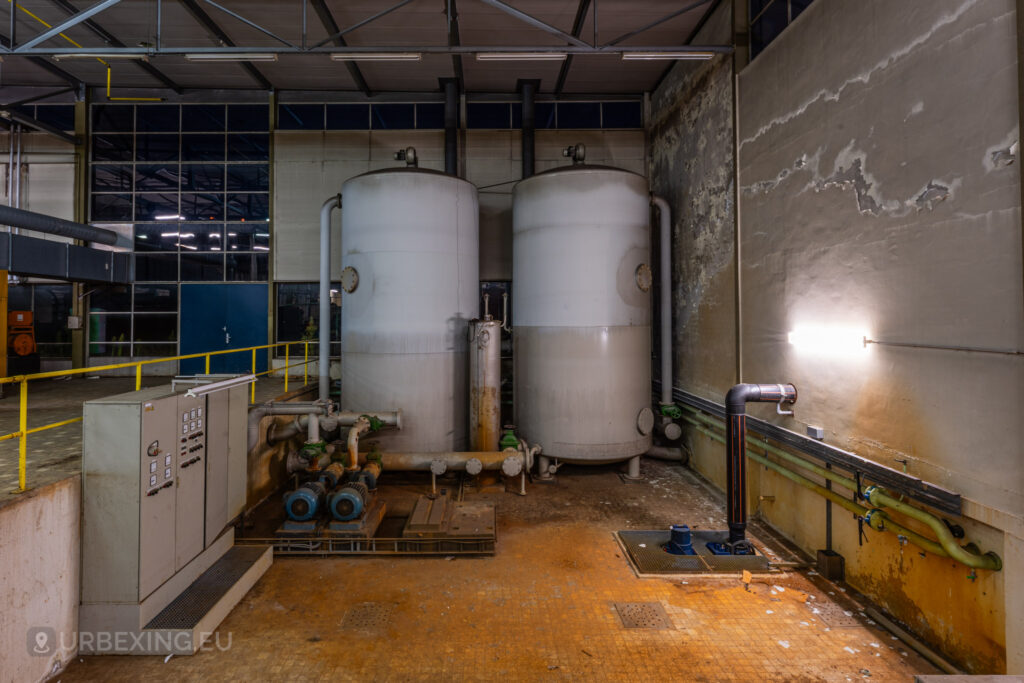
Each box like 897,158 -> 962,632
501,455 -> 523,477
341,266 -> 359,293
465,458 -> 483,476
430,457 -> 448,476
662,421 -> 682,441
635,263 -> 653,292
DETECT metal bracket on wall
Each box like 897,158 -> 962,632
666,385 -> 962,517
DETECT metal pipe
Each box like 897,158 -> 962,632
651,196 -> 672,409
346,415 -> 371,470
380,450 -> 520,472
865,486 -> 1001,571
268,409 -> 402,445
247,401 -> 329,451
0,204 -> 118,244
680,411 -> 1002,570
469,317 -> 501,451
13,125 -> 21,231
519,79 -> 536,178
319,194 -> 341,401
725,383 -> 797,547
645,445 -> 686,462
443,78 -> 459,175
307,412 -> 320,442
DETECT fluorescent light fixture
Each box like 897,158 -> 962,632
185,53 -> 278,62
160,232 -> 195,238
155,214 -> 183,221
788,325 -> 868,356
330,52 -> 421,62
253,246 -> 269,251
621,51 -> 716,60
53,53 -> 148,61
476,52 -> 566,61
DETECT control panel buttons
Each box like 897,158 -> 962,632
183,412 -> 188,423
197,407 -> 202,417
150,474 -> 157,486
150,461 -> 157,473
164,454 -> 171,466
164,467 -> 172,479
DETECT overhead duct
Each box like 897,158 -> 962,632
0,205 -> 118,245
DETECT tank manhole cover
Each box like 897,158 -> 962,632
613,602 -> 673,629
341,602 -> 394,633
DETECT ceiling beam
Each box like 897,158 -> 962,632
311,0 -> 416,49
46,0 -> 183,93
475,0 -> 591,48
17,0 -> 123,52
10,45 -> 733,56
448,0 -> 464,89
309,0 -> 371,96
2,86 -> 75,107
176,0 -> 273,90
0,33 -> 83,89
0,107 -> 79,144
554,0 -> 592,96
605,0 -> 712,47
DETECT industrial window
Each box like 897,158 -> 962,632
474,101 -> 639,130
5,283 -> 74,359
88,103 -> 270,357
275,283 -> 340,358
750,0 -> 815,58
88,284 -> 178,358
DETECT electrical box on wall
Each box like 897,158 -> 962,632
79,379 -> 270,655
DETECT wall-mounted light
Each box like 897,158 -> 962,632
475,52 -> 567,61
330,53 -> 421,62
53,53 -> 147,61
154,214 -> 183,221
621,51 -> 716,60
788,325 -> 868,355
185,53 -> 278,62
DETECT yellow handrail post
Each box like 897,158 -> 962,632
284,343 -> 289,393
204,354 -> 210,374
304,342 -> 308,386
251,348 -> 256,403
135,364 -> 142,391
17,380 -> 27,491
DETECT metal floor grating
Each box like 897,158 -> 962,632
613,602 -> 673,629
145,546 -> 267,630
341,602 -> 394,634
807,599 -> 862,628
617,529 -> 769,574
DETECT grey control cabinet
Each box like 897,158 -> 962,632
81,383 -> 246,605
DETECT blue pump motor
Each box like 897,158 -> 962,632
284,480 -> 327,522
329,481 -> 369,522
665,524 -> 696,555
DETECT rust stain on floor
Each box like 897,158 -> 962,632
58,461 -> 937,682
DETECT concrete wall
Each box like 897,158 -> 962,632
652,0 -> 1023,674
0,476 -> 80,683
272,129 -> 645,283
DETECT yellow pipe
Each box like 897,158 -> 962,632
250,349 -> 257,403
284,344 -> 289,393
135,364 -> 142,391
304,342 -> 309,385
17,380 -> 27,491
26,416 -> 81,434
204,353 -> 210,374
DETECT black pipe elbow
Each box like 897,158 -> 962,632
726,383 -> 797,414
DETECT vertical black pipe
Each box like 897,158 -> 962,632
518,79 -> 538,179
724,383 -> 797,547
441,78 -> 459,176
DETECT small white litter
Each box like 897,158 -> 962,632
778,640 -> 790,649
771,585 -> 785,593
765,610 -> 774,615
843,646 -> 857,654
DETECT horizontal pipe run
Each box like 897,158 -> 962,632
644,445 -> 686,462
0,205 -> 118,244
680,414 -> 1000,569
380,451 -> 517,472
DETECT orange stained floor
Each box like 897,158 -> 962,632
58,461 -> 937,682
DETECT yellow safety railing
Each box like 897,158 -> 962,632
1,341 -> 319,493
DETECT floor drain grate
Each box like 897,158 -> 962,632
341,602 -> 394,633
613,602 -> 672,629
809,600 -> 861,628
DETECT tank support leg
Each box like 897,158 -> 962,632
624,455 -> 642,480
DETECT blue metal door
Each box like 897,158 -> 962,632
180,284 -> 268,374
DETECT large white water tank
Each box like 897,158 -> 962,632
513,165 -> 652,463
340,168 -> 479,452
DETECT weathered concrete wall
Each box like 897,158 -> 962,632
649,1 -> 735,490
0,476 -> 80,683
653,0 -> 1023,674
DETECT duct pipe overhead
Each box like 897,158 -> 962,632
518,79 -> 538,179
0,205 -> 119,245
319,194 -> 341,401
725,383 -> 797,548
442,78 -> 459,175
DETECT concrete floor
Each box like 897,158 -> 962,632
58,461 -> 938,682
0,375 -> 303,505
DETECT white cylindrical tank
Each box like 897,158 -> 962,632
340,168 -> 479,452
513,165 -> 652,463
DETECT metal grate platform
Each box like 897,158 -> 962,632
808,599 -> 862,628
145,546 -> 267,630
613,602 -> 673,629
617,529 -> 769,575
341,602 -> 394,634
